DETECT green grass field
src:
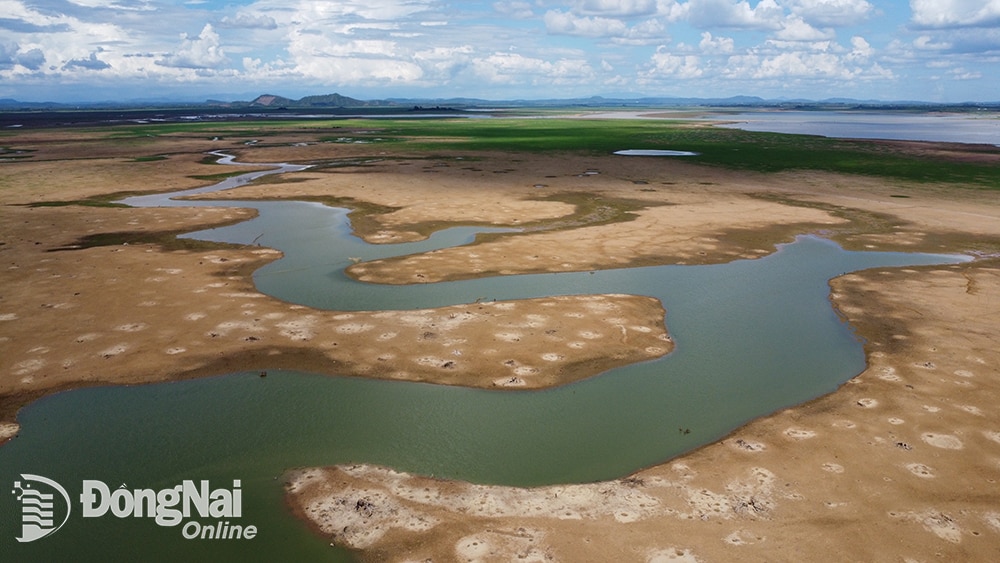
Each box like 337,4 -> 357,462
72,115 -> 1000,190
338,118 -> 1000,189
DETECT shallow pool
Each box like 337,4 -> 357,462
613,149 -> 700,156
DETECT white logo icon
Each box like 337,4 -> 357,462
12,474 -> 72,543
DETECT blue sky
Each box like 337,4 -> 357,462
2,1 -> 999,103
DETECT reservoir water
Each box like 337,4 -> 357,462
0,157 -> 971,562
713,110 -> 1000,145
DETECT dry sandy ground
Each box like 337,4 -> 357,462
0,204 -> 670,421
2,122 -> 1000,560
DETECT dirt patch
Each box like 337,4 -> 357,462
855,139 -> 1000,165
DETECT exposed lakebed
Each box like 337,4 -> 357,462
1,156 -> 971,561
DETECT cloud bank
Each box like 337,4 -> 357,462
2,0 -> 997,102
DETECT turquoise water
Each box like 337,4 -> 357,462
0,158 -> 970,561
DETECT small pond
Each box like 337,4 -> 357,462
614,149 -> 700,156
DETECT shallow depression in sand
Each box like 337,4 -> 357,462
905,463 -> 935,478
920,433 -> 963,450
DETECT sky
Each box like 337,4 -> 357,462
2,1 -> 999,103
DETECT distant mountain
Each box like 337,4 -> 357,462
384,95 -> 772,107
3,93 -> 998,113
246,93 -> 397,108
245,94 -> 292,107
0,98 -> 66,110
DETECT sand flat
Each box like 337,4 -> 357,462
0,201 -> 671,422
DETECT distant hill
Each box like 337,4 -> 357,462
246,93 -> 397,108
381,95 -> 772,108
2,93 -> 998,113
0,98 -> 66,110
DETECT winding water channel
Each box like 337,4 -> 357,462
1,155 -> 971,561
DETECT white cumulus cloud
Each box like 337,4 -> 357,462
686,0 -> 784,30
774,15 -> 835,41
413,44 -> 474,81
573,0 -> 660,16
545,10 -> 630,36
913,34 -> 953,50
699,31 -> 735,53
947,66 -> 982,79
64,0 -> 154,11
618,17 -> 669,43
786,0 -> 873,27
471,52 -> 595,85
266,0 -> 437,22
219,12 -> 278,30
751,50 -> 851,78
910,0 -> 1000,28
722,41 -> 893,83
62,49 -> 111,70
157,24 -> 227,69
493,1 -> 535,19
848,35 -> 873,60
284,28 -> 424,84
647,47 -> 704,77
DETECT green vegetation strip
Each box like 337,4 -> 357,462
325,118 -> 999,189
26,199 -> 129,209
188,170 -> 256,182
46,230 -> 242,251
46,117 -> 997,189
26,191 -> 138,208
